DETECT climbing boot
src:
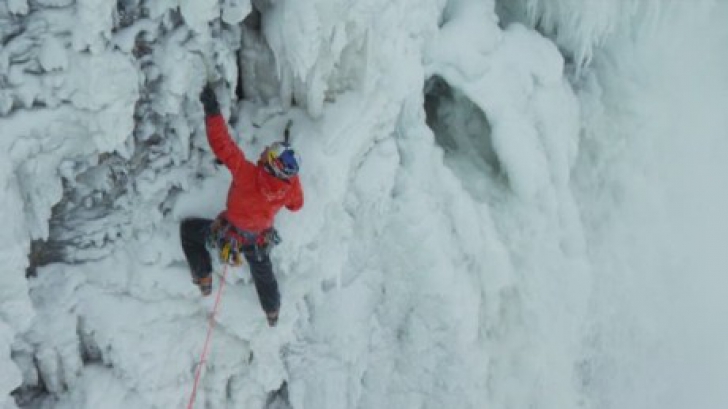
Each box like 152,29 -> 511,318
196,276 -> 212,297
266,310 -> 279,327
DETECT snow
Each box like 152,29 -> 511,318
7,0 -> 28,16
497,0 -> 647,66
179,0 -> 220,34
1,0 -> 728,409
72,0 -> 115,53
221,0 -> 251,26
38,37 -> 68,72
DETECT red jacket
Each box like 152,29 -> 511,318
206,114 -> 303,233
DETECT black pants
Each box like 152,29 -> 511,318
180,218 -> 281,313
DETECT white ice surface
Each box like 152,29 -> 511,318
1,1 -> 728,409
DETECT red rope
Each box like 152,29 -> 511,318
187,265 -> 229,409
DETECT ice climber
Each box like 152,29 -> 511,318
180,84 -> 303,327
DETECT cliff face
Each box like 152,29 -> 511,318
1,2 -> 236,407
3,1 -> 728,409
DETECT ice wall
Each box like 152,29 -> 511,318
573,2 -> 728,408
2,0 -> 727,408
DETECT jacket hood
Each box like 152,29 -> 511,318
256,164 -> 291,201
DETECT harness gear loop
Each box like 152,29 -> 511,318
208,216 -> 279,266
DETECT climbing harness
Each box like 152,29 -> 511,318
186,263 -> 229,409
207,216 -> 281,265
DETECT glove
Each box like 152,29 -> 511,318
200,84 -> 220,116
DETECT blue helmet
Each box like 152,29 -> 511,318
262,142 -> 300,179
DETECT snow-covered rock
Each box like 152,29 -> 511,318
2,1 -> 728,408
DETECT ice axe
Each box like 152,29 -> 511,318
283,119 -> 292,145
